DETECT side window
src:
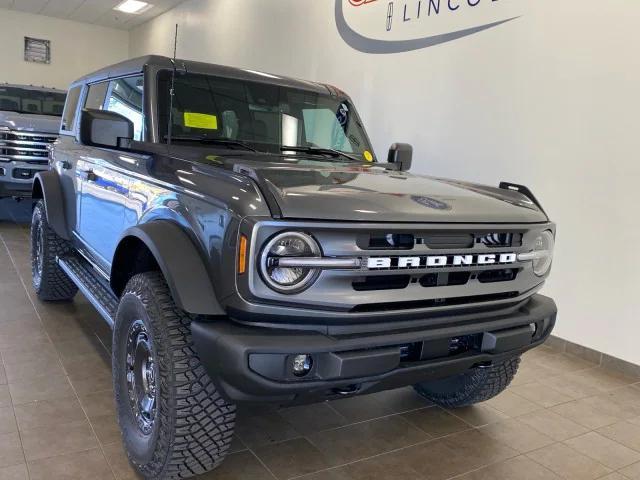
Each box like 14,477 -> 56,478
105,76 -> 144,141
84,82 -> 109,110
61,86 -> 81,133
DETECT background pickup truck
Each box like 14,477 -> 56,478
0,84 -> 66,198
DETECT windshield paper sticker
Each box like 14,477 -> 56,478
363,150 -> 373,162
184,112 -> 218,130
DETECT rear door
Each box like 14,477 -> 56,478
76,75 -> 144,270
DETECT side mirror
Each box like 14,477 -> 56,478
387,143 -> 413,171
79,108 -> 133,149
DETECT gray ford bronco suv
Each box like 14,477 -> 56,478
0,84 -> 66,198
31,56 -> 557,479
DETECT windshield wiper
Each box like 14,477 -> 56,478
280,146 -> 361,162
165,135 -> 258,152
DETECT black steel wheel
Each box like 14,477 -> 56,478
30,200 -> 78,301
113,272 -> 236,479
125,319 -> 157,436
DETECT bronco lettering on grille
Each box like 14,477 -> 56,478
367,253 -> 517,270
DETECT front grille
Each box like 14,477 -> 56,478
248,220 -> 552,315
350,292 -> 520,313
358,231 -> 523,250
0,130 -> 57,163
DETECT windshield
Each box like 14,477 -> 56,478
158,71 -> 375,162
0,86 -> 66,116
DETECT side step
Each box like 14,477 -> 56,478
57,254 -> 118,328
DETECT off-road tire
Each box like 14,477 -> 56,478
113,272 -> 236,480
30,200 -> 78,301
413,357 -> 521,408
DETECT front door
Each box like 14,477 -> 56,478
76,75 -> 144,270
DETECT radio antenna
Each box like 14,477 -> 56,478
167,23 -> 178,146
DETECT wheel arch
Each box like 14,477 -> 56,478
111,221 -> 225,316
32,171 -> 70,240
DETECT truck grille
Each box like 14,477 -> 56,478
248,221 -> 552,314
0,130 -> 57,164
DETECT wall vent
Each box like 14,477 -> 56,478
24,37 -> 51,64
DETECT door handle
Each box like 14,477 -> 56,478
79,169 -> 99,182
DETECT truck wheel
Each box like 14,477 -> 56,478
413,357 -> 521,408
113,272 -> 236,480
30,200 -> 78,301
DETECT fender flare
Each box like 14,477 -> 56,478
32,171 -> 70,240
112,221 -> 225,316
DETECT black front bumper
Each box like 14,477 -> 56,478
192,294 -> 557,404
0,179 -> 33,198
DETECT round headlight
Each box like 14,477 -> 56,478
260,232 -> 321,294
522,230 -> 555,276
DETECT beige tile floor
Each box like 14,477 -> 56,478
0,204 -> 639,480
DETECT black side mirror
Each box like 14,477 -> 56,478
79,108 -> 134,149
387,143 -> 413,171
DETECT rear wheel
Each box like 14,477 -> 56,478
113,272 -> 236,479
413,357 -> 520,408
30,200 -> 77,301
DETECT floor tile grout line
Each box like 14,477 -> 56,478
241,403 -> 437,453
246,447 -> 279,480
0,234 -> 31,477
291,418 -> 525,480
524,438 -> 618,479
0,234 -> 119,479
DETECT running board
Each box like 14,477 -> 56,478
57,254 -> 117,328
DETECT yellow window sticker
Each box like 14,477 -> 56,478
363,150 -> 373,162
184,112 -> 218,130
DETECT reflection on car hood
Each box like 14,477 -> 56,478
227,160 -> 547,223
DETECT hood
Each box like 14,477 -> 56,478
0,111 -> 61,134
230,160 -> 547,223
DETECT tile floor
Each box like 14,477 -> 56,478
0,199 -> 639,480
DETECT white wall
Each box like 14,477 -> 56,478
130,0 -> 640,365
0,9 -> 129,90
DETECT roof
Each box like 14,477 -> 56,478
71,55 -> 330,94
0,83 -> 66,94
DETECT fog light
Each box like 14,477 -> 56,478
292,354 -> 313,377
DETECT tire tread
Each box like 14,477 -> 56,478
115,272 -> 235,479
414,357 -> 521,408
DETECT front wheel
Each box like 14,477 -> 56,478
413,357 -> 521,408
113,272 -> 236,479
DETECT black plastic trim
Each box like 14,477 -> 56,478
32,171 -> 70,240
192,294 -> 557,404
499,182 -> 547,218
113,222 -> 225,315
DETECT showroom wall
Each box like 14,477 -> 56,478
0,9 -> 129,90
130,0 -> 640,365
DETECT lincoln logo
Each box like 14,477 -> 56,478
367,253 -> 517,269
335,0 -> 521,54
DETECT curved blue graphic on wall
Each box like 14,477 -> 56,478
335,0 -> 520,54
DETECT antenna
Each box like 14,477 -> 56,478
167,23 -> 178,146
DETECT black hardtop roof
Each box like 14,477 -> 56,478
71,55 -> 332,95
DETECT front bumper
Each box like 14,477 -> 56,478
0,161 -> 47,198
193,294 -> 557,404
